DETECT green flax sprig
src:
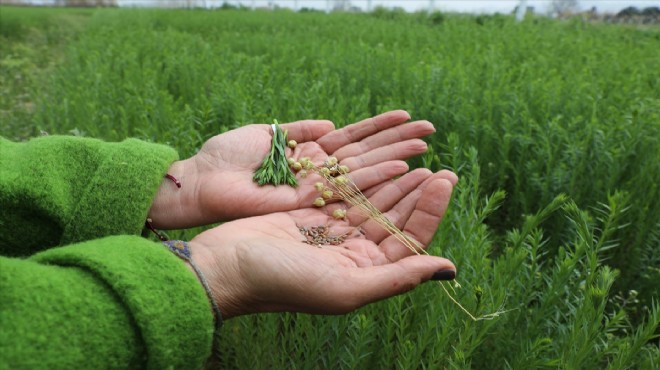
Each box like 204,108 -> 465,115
253,120 -> 298,187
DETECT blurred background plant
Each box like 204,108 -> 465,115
1,6 -> 658,368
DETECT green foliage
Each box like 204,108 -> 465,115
253,121 -> 297,187
1,6 -> 658,368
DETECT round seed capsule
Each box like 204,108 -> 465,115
326,156 -> 338,166
313,197 -> 326,207
335,176 -> 348,185
287,140 -> 297,149
292,162 -> 302,171
314,182 -> 325,192
319,167 -> 331,176
299,170 -> 308,178
338,165 -> 350,174
287,157 -> 296,166
332,209 -> 347,220
322,190 -> 333,200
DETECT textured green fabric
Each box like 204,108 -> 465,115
0,136 -> 214,369
0,135 -> 178,255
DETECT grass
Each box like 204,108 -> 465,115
1,6 -> 658,369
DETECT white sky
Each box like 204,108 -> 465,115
207,0 -> 660,13
20,0 -> 660,14
266,0 -> 660,13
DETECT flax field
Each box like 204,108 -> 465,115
1,6 -> 659,369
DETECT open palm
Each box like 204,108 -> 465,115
158,111 -> 436,228
189,168 -> 458,318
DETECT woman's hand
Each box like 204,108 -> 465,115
148,110 -> 436,229
188,169 -> 458,318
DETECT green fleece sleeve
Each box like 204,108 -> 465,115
0,136 -> 178,256
0,235 -> 214,370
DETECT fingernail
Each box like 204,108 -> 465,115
431,269 -> 456,281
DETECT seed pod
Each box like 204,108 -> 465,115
338,165 -> 350,174
303,161 -> 315,170
313,197 -> 325,207
335,176 -> 348,185
322,190 -> 333,199
326,156 -> 338,166
319,167 -> 331,176
287,140 -> 297,149
332,209 -> 346,220
299,170 -> 307,178
292,162 -> 302,171
314,182 -> 325,192
287,157 -> 296,166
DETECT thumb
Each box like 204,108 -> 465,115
335,255 -> 456,312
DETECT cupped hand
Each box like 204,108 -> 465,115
188,169 -> 458,318
149,110 -> 436,229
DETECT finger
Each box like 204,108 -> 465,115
345,168 -> 431,228
340,139 -> 428,171
329,255 -> 455,313
332,120 -> 435,160
379,179 -> 454,262
438,169 -> 459,186
361,169 -> 458,198
345,170 -> 456,246
316,110 -> 411,154
301,161 -> 409,214
279,120 -> 335,142
339,160 -> 409,194
353,170 -> 456,244
353,171 -> 456,237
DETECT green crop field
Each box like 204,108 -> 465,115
1,5 -> 659,368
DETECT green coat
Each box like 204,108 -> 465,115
0,136 -> 214,369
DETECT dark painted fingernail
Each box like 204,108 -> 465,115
431,269 -> 456,281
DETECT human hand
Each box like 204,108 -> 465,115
148,110 -> 436,229
187,168 -> 458,318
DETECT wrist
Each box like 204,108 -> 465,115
148,160 -> 188,229
187,240 -> 245,320
163,240 -> 226,327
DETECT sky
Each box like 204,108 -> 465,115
267,1 -> 659,14
19,0 -> 660,14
